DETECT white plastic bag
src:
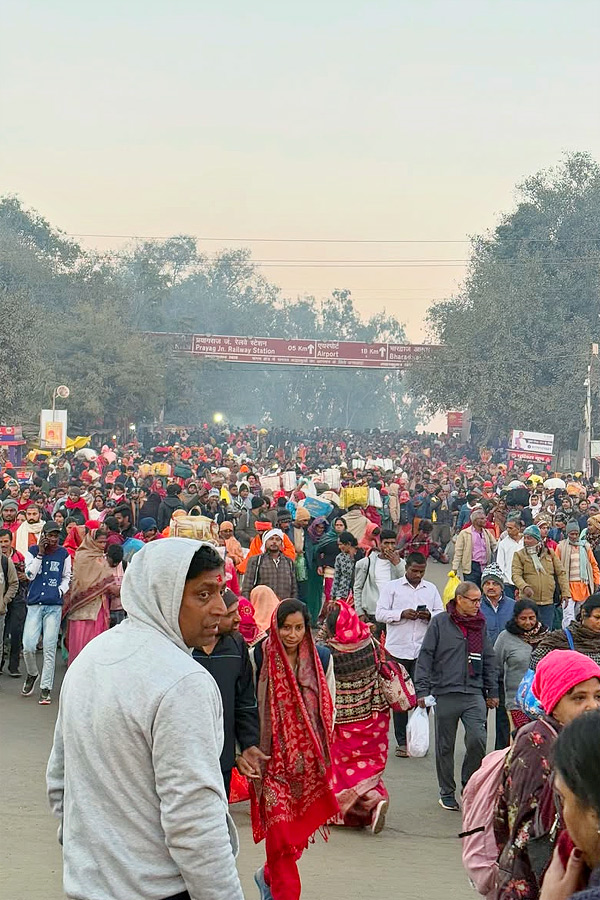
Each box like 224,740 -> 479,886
406,707 -> 430,758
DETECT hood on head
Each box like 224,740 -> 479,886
121,537 -> 215,654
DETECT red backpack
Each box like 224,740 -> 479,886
459,747 -> 510,898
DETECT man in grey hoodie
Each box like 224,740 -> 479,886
47,538 -> 245,900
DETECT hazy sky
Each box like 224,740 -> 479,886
4,0 -> 600,339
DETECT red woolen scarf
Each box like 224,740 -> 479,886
446,598 -> 486,677
250,609 -> 338,858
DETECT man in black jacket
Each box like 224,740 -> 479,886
192,589 -> 266,795
156,484 -> 185,532
415,580 -> 498,811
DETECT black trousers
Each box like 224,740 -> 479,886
391,657 -> 417,747
495,676 -> 510,751
2,600 -> 27,673
165,893 -> 191,900
466,561 -> 483,589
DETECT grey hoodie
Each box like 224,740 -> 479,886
47,538 -> 245,900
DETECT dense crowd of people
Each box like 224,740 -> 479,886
3,426 -> 600,900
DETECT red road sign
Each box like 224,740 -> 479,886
152,333 -> 437,368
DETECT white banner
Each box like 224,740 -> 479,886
510,429 -> 554,456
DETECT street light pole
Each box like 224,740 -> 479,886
585,343 -> 599,478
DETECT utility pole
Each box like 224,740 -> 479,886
584,343 -> 599,478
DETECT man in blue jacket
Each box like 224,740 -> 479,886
480,563 -> 515,749
22,520 -> 71,705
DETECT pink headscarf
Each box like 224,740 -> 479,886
532,649 -> 600,713
250,585 -> 281,633
332,600 -> 371,644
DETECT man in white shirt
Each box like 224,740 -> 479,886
354,530 -> 405,634
496,515 -> 523,599
376,551 -> 443,757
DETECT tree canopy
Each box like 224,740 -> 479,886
0,197 -> 419,434
411,152 -> 600,447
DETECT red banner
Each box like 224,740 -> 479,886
447,412 -> 464,431
508,449 -> 554,464
0,425 -> 24,444
154,333 -> 437,369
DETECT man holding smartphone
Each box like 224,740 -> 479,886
376,552 -> 443,757
22,520 -> 72,704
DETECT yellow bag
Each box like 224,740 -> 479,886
340,486 -> 369,509
442,570 -> 461,607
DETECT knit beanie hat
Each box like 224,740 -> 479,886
566,520 -> 581,535
523,525 -> 542,542
532,649 -> 600,713
481,563 -> 505,587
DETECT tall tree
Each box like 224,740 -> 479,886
411,152 -> 600,446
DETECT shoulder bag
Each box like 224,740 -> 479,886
372,631 -> 417,712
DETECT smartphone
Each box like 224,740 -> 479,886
416,605 -> 427,612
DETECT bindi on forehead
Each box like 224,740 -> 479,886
216,573 -> 223,584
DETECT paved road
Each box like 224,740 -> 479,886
1,558 -> 482,899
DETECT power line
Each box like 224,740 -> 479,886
63,232 -> 600,244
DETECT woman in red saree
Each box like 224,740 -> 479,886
324,600 -> 391,833
251,598 -> 338,900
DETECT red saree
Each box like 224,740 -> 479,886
250,610 -> 338,857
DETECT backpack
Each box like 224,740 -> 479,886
516,628 -> 575,720
459,747 -> 510,898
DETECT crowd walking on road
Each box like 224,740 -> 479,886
3,426 -> 600,899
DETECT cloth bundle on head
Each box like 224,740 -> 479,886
261,528 -> 284,552
532,649 -> 600,713
523,525 -> 542,542
481,563 -> 505,587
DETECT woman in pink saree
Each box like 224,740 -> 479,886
323,600 -> 391,834
63,525 -> 116,665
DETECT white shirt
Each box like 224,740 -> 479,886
374,556 -> 391,591
496,535 -> 524,586
376,576 -> 444,660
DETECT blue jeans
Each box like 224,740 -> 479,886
22,604 -> 62,690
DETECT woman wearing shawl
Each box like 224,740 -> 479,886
251,598 -> 338,900
62,519 -> 86,558
218,520 -> 245,567
584,513 -> 600,568
250,585 -> 281,637
305,517 -> 336,626
494,650 -> 600,900
494,600 -> 549,731
530,593 -> 600,671
63,525 -> 116,665
237,595 -> 260,644
324,601 -> 390,834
